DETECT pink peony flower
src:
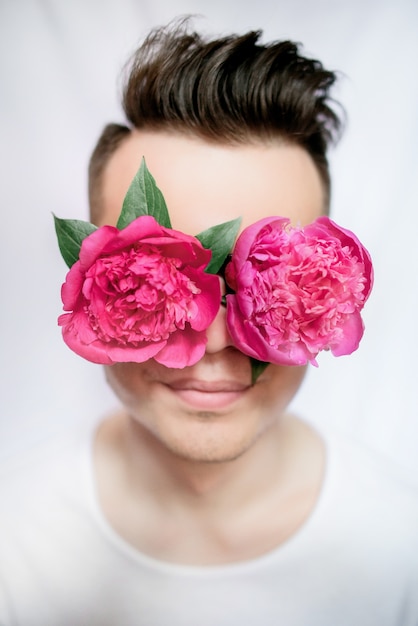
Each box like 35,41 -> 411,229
225,216 -> 373,366
59,215 -> 221,368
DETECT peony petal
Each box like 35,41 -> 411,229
329,312 -> 364,357
225,214 -> 373,368
100,215 -> 162,255
231,217 -> 289,269
226,295 -> 312,367
78,225 -> 119,270
308,216 -> 373,300
154,328 -> 207,368
61,315 -> 113,365
101,216 -> 208,263
60,261 -> 85,310
103,340 -> 166,364
58,213 -> 221,366
61,308 -> 98,344
186,270 -> 221,331
57,312 -> 73,327
61,317 -> 166,365
225,295 -> 268,361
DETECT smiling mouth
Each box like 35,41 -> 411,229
163,379 -> 250,410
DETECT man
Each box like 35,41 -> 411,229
1,23 -> 417,626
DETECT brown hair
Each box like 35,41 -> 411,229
89,22 -> 342,221
88,123 -> 131,223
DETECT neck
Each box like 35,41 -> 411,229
94,410 -> 325,565
118,411 -> 309,509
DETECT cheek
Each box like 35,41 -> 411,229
104,363 -> 150,408
259,364 -> 307,410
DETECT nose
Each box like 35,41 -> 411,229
205,278 -> 233,354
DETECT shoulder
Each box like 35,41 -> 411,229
321,426 -> 418,539
0,418 -> 99,517
325,427 -> 418,490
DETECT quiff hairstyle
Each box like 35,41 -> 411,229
89,22 -> 342,224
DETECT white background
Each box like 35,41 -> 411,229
1,0 -> 417,475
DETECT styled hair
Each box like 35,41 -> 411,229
89,22 -> 342,221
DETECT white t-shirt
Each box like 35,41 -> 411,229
0,418 -> 417,626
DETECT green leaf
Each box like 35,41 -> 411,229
116,157 -> 172,230
250,358 -> 269,385
53,215 -> 97,268
195,217 -> 242,274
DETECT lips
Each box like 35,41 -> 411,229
163,378 -> 250,410
167,379 -> 249,393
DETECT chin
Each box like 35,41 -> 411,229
151,413 -> 270,464
165,440 -> 253,464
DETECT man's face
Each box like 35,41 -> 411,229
99,130 -> 325,463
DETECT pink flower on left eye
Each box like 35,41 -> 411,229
225,216 -> 373,366
58,215 -> 221,368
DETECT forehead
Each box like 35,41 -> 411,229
100,130 -> 325,232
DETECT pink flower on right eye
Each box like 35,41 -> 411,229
225,216 -> 373,366
58,215 -> 221,368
